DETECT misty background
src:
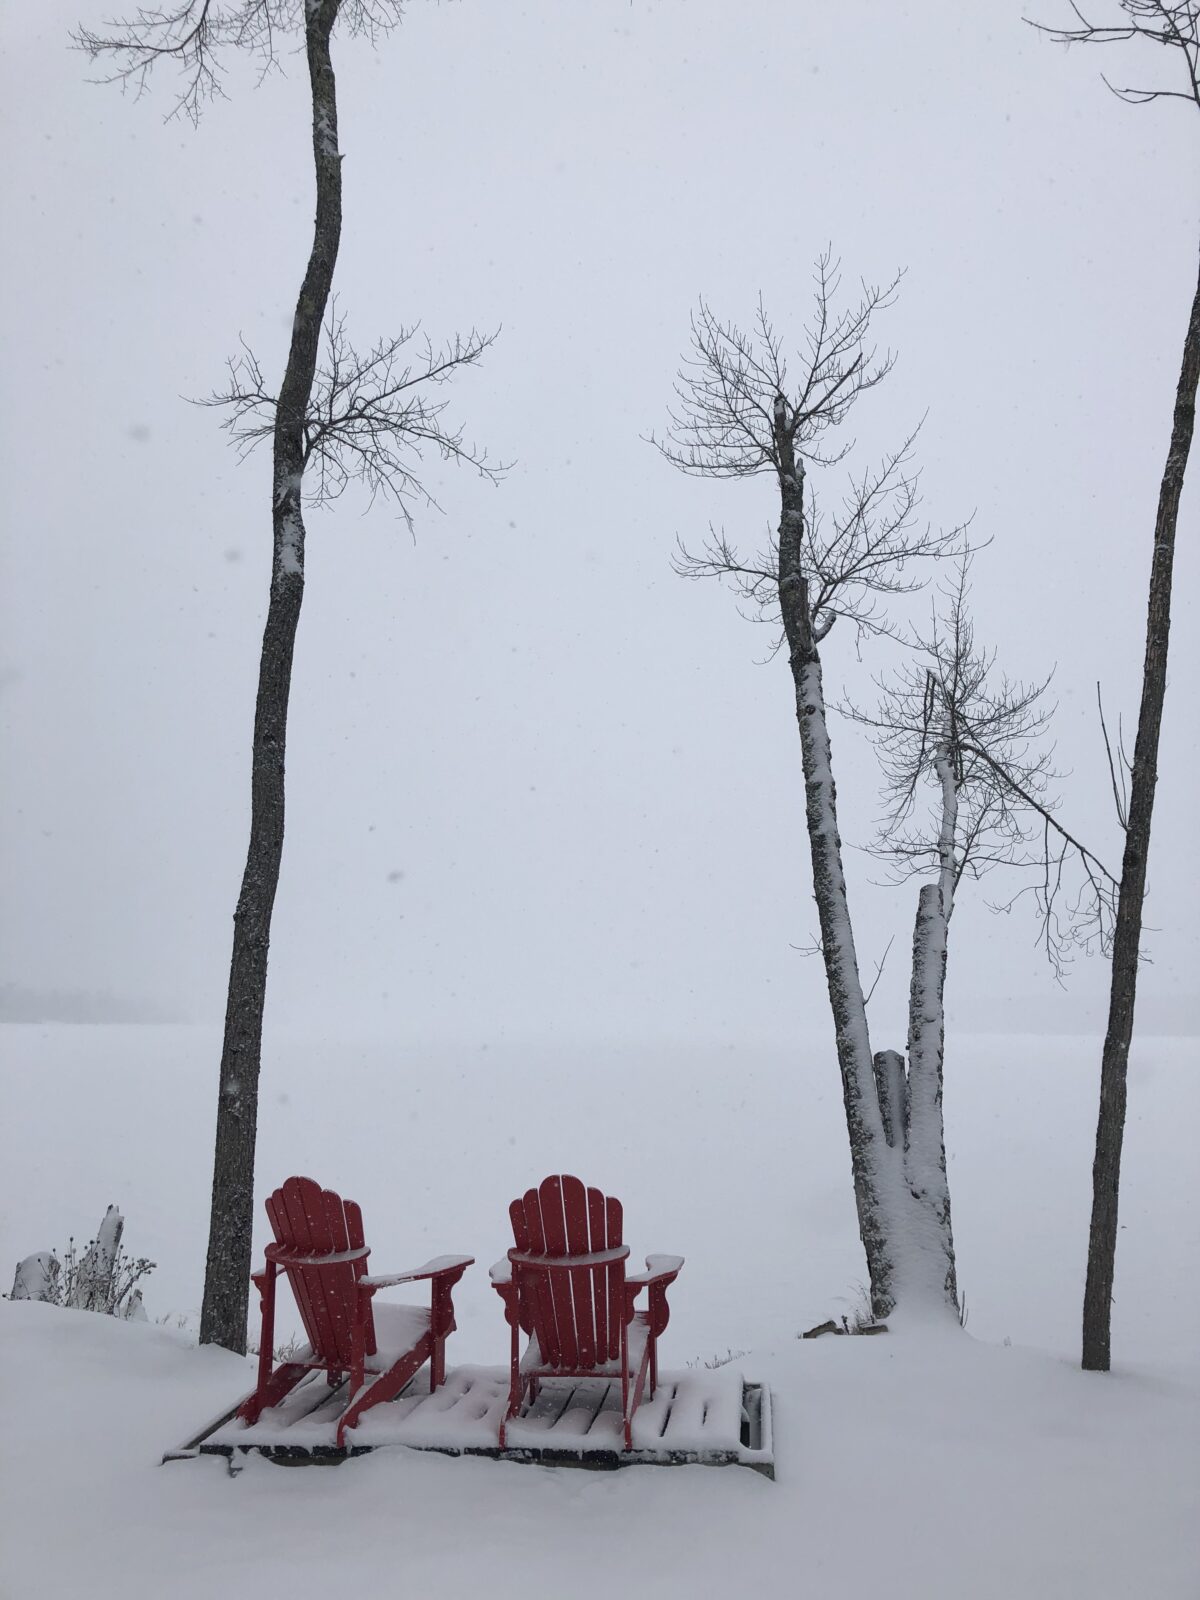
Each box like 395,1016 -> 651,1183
2,0 -> 1197,1048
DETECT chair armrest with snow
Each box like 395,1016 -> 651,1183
624,1253 -> 684,1335
362,1254 -> 473,1346
362,1254 -> 474,1290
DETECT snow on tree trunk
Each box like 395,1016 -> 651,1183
200,0 -> 345,1356
70,1206 -> 124,1313
772,420 -> 956,1319
900,735 -> 959,1308
773,429 -> 894,1313
793,652 -> 900,1315
10,1252 -> 60,1302
906,883 -> 958,1306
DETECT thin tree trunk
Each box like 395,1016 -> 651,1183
773,406 -> 896,1317
901,740 -> 959,1306
906,882 -> 957,1306
1082,244 -> 1200,1372
199,0 -> 344,1353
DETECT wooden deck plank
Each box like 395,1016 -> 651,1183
176,1367 -> 773,1477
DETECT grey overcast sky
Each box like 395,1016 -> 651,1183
2,1 -> 1197,1041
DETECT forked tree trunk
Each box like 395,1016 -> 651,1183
1082,245 -> 1200,1372
199,0 -> 345,1353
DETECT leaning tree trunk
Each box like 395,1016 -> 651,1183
1082,244 -> 1200,1373
773,408 -> 897,1318
199,0 -> 345,1354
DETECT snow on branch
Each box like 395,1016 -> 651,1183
201,306 -> 508,526
839,557 -> 1119,976
1028,1 -> 1200,113
72,0 -> 405,124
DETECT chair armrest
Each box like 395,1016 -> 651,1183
266,1243 -> 371,1268
507,1245 -> 630,1271
625,1253 -> 684,1288
362,1254 -> 474,1289
489,1258 -> 513,1286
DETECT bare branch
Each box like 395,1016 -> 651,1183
72,0 -> 406,123
650,253 -> 902,482
1096,681 -> 1131,829
199,304 -> 508,525
863,935 -> 895,1007
657,260 -> 969,664
1028,1 -> 1200,115
839,555 -> 1118,971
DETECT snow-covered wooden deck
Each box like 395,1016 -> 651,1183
167,1364 -> 774,1477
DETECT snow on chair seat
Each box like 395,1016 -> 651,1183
490,1174 -> 683,1449
235,1175 -> 473,1449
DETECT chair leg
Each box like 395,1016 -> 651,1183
620,1324 -> 631,1450
238,1361 -> 308,1425
499,1383 -> 524,1452
252,1265 -> 277,1401
335,1338 -> 429,1449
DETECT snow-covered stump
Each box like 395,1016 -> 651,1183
121,1289 -> 148,1322
69,1207 -> 124,1313
10,1252 -> 61,1302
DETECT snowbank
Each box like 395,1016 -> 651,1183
1,1299 -> 1196,1599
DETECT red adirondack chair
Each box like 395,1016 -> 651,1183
490,1174 -> 683,1449
238,1175 -> 473,1448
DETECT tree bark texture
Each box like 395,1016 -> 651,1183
1082,244 -> 1200,1372
872,1049 -> 908,1151
906,882 -> 958,1306
200,0 -> 345,1353
773,412 -> 897,1318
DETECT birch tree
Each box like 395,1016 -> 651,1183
844,563 -> 1120,1305
656,260 -> 966,1318
75,1 -> 502,1353
1031,0 -> 1200,1372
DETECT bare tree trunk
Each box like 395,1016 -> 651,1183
906,883 -> 957,1306
901,738 -> 958,1305
1082,245 -> 1200,1372
773,410 -> 897,1318
199,0 -> 344,1353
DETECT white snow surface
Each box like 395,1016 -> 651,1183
1,1022 -> 1198,1598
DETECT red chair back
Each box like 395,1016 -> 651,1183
265,1175 -> 376,1365
508,1175 -> 626,1369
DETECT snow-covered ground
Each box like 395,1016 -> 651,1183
2,1023 -> 1198,1597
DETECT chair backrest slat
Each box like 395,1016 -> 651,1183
585,1185 -> 609,1360
562,1175 -> 595,1368
538,1175 -> 578,1368
603,1195 -> 623,1362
